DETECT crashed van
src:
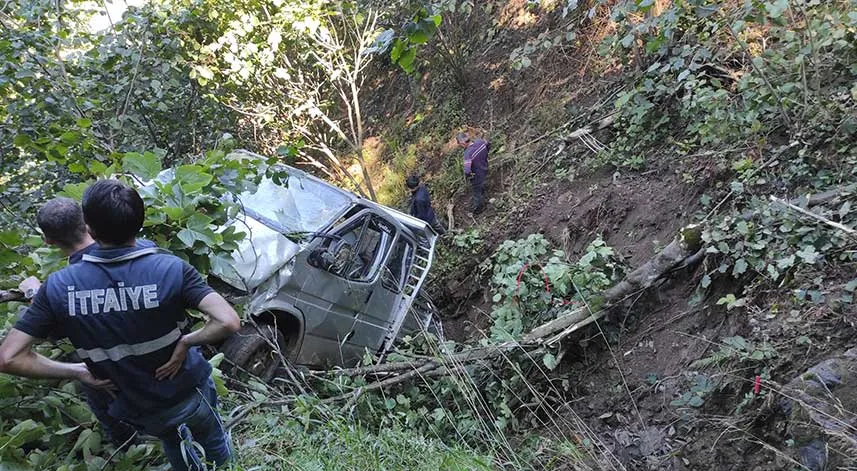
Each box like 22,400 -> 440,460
190,152 -> 438,378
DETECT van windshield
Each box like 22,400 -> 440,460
238,176 -> 352,233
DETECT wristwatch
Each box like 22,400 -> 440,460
24,288 -> 37,300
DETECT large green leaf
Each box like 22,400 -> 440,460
122,152 -> 162,180
175,165 -> 213,193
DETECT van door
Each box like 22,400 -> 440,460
361,234 -> 414,353
291,210 -> 394,365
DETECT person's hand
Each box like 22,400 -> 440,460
18,276 -> 41,294
155,337 -> 189,381
74,363 -> 117,396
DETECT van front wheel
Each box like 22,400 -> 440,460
220,324 -> 285,382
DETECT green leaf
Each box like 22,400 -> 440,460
839,201 -> 851,219
615,90 -> 635,109
58,182 -> 89,201
733,258 -> 748,276
76,118 -> 92,128
208,352 -> 225,368
700,274 -> 711,288
409,29 -> 429,45
730,181 -> 744,193
60,131 -> 81,145
13,134 -> 32,147
687,396 -> 704,407
55,425 -> 81,436
776,254 -> 795,269
845,279 -> 857,292
543,353 -> 559,370
723,336 -> 750,351
163,206 -> 184,220
0,230 -> 24,246
122,152 -> 162,180
177,229 -> 208,248
766,264 -> 779,280
796,245 -> 819,264
186,213 -> 214,231
390,39 -> 405,62
397,47 -> 417,73
765,0 -> 789,19
175,165 -> 213,193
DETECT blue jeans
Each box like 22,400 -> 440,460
80,384 -> 137,446
126,379 -> 232,470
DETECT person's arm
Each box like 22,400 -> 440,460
181,293 -> 241,346
463,151 -> 473,177
0,329 -> 114,389
155,292 -> 240,380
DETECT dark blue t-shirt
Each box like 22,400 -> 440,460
15,243 -> 214,419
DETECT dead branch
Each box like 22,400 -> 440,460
562,113 -> 616,142
771,195 -> 856,236
324,359 -> 433,377
1,289 -> 23,304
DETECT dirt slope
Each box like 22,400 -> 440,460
365,2 -> 857,469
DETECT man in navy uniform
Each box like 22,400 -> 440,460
0,180 -> 241,470
17,197 -> 153,447
406,175 -> 445,235
456,132 -> 489,214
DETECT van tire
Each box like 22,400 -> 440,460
220,324 -> 285,382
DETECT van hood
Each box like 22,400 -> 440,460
211,215 -> 302,291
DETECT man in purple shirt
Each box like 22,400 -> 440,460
457,132 -> 489,214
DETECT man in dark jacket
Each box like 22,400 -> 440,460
16,197 -> 151,447
407,175 -> 445,235
457,132 -> 489,214
0,180 -> 241,470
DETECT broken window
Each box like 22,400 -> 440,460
317,213 -> 394,282
381,236 -> 413,293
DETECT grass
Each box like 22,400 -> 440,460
231,415 -> 495,471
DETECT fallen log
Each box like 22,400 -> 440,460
324,224 -> 705,381
522,224 -> 702,344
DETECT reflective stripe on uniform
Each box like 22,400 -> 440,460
75,320 -> 189,362
81,247 -> 169,264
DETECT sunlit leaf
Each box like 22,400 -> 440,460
122,152 -> 162,180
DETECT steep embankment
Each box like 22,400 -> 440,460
363,1 -> 857,469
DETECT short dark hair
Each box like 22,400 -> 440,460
36,197 -> 88,250
456,132 -> 470,145
82,179 -> 145,245
406,175 -> 420,189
